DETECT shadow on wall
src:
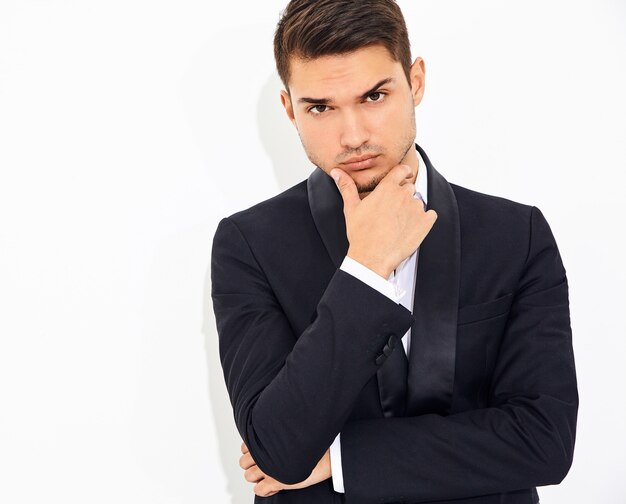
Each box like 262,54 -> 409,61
256,71 -> 314,192
201,302 -> 251,504
193,34 -> 314,503
181,23 -> 313,199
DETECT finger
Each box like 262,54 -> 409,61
417,208 -> 438,233
244,464 -> 264,483
254,487 -> 279,498
426,209 -> 438,224
241,442 -> 248,454
254,477 -> 282,497
402,165 -> 415,183
382,164 -> 413,187
402,182 -> 416,196
239,451 -> 255,470
330,168 -> 359,212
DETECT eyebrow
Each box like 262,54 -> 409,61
297,77 -> 395,105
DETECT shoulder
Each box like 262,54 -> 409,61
215,178 -> 312,241
448,181 -> 565,300
449,178 -> 563,262
450,182 -> 534,234
448,182 -> 548,280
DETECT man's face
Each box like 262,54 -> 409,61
281,44 -> 425,197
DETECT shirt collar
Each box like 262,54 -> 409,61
414,148 -> 428,206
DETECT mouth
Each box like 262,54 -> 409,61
340,154 -> 380,171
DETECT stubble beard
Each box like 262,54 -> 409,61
354,133 -> 415,194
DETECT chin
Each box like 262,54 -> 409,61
353,170 -> 385,193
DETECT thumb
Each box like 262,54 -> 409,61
330,168 -> 359,211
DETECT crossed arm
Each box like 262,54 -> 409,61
212,207 -> 578,502
239,441 -> 331,497
235,255 -> 407,497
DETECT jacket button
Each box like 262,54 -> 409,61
375,354 -> 385,365
382,344 -> 393,357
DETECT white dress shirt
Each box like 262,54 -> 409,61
329,151 -> 429,493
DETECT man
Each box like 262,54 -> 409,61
210,0 -> 578,502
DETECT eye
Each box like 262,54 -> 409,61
308,104 -> 329,115
365,91 -> 386,102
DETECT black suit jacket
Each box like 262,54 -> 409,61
211,144 -> 578,504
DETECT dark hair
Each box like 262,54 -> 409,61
274,0 -> 412,91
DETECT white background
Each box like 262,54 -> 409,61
1,0 -> 625,502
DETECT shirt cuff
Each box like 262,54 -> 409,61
329,432 -> 345,493
340,256 -> 406,302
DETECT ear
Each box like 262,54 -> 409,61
409,56 -> 426,107
280,89 -> 297,127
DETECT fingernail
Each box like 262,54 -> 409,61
330,170 -> 340,183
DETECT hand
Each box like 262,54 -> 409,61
239,441 -> 332,497
331,164 -> 437,279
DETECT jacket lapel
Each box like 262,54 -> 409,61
306,143 -> 460,418
406,143 -> 460,416
307,165 -> 348,268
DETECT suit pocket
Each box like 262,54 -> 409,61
457,292 -> 514,325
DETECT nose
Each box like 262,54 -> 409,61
339,108 -> 369,150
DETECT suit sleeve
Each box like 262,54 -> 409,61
330,256 -> 410,493
339,206 -> 579,503
210,216 -> 415,484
